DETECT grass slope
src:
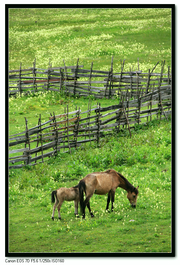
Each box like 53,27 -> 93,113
9,118 -> 172,253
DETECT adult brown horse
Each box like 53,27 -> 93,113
78,169 -> 139,218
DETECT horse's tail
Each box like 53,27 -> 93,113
78,180 -> 86,214
51,190 -> 57,204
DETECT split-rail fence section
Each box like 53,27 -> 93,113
9,59 -> 172,169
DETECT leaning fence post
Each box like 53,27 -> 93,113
145,69 -> 150,94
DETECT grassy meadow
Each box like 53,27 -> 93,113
8,8 -> 172,254
9,8 -> 171,71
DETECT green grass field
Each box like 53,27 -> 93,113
9,8 -> 171,71
8,7 -> 172,254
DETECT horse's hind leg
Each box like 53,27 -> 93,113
57,201 -> 63,220
87,202 -> 94,218
52,200 -> 58,220
83,195 -> 93,219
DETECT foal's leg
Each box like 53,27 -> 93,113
52,200 -> 58,220
74,200 -> 79,217
57,200 -> 63,220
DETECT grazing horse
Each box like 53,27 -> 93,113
51,185 -> 94,220
78,169 -> 139,218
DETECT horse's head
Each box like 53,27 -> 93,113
127,186 -> 139,208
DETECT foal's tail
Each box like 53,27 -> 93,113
78,180 -> 86,214
51,190 -> 57,203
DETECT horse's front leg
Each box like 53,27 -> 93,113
106,191 -> 111,212
111,190 -> 115,212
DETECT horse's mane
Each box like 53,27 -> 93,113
104,169 -> 138,194
117,172 -> 139,194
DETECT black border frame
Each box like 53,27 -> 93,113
5,3 -> 176,258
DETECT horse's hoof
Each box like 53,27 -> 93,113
58,217 -> 61,220
75,215 -> 80,218
52,217 -> 54,221
91,213 -> 94,218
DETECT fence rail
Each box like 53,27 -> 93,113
9,83 -> 171,169
9,58 -> 171,99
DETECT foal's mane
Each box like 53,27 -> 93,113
117,171 -> 139,195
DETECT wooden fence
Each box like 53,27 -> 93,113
9,83 -> 171,169
9,58 -> 171,99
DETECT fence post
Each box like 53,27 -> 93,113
63,59 -> 67,94
168,66 -> 170,85
74,107 -> 80,149
158,60 -> 165,120
35,115 -> 40,163
18,62 -> 22,95
109,56 -> 113,99
95,103 -> 101,147
105,70 -> 110,98
24,118 -> 31,165
123,107 -> 131,138
66,105 -> 71,154
145,69 -> 150,94
138,95 -> 141,125
116,107 -> 123,133
74,58 -> 79,96
59,67 -> 63,93
129,66 -> 132,99
53,112 -> 59,156
88,62 -> 93,96
87,101 -> 92,142
33,58 -> 37,93
47,60 -> 51,91
118,59 -> 125,98
39,114 -> 44,163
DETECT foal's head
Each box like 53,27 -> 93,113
127,186 -> 139,208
